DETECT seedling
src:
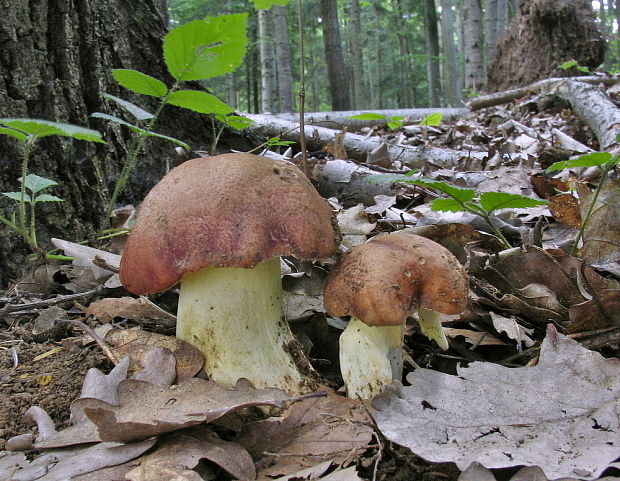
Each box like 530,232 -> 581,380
546,150 -> 619,256
559,60 -> 590,73
211,114 -> 254,154
348,112 -> 406,130
93,13 -> 249,226
371,172 -> 548,248
0,118 -> 104,254
419,112 -> 443,127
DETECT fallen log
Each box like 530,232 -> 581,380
467,75 -> 620,110
242,113 -> 484,169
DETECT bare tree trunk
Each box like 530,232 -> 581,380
461,0 -> 485,92
320,0 -> 352,110
226,73 -> 237,110
424,0 -> 442,106
259,8 -> 277,113
273,5 -> 294,113
441,0 -> 461,106
485,0 -> 499,64
349,0 -> 366,110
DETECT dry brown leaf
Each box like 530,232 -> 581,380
238,388 -> 373,480
548,193 -> 581,228
567,289 -> 620,333
125,426 -> 255,481
86,296 -> 175,323
105,328 -> 202,382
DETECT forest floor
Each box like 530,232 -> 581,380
1,90 -> 620,481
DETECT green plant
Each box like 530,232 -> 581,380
546,151 -> 619,256
0,118 -> 104,254
211,114 -> 254,154
419,112 -> 443,127
371,172 -> 548,248
93,13 -> 248,226
348,112 -> 406,130
559,60 -> 590,73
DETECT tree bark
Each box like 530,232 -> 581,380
259,8 -> 277,113
485,0 -> 499,64
349,0 -> 366,110
440,0 -> 462,106
320,0 -> 352,111
461,0 -> 485,92
273,5 -> 294,113
0,0 -> 253,286
424,0 -> 442,106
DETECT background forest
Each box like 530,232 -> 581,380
166,0 -> 618,113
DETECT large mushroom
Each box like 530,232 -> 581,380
323,231 -> 468,399
119,153 -> 339,394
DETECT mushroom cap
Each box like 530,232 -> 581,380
120,153 -> 339,294
323,231 -> 468,326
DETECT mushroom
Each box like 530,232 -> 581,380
323,231 -> 468,399
119,153 -> 339,394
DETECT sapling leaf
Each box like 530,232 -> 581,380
167,90 -> 234,115
34,194 -> 64,203
479,192 -> 548,212
430,198 -> 468,212
407,178 -> 477,204
3,192 -> 31,203
347,113 -> 387,120
215,114 -> 254,130
387,116 -> 405,130
0,127 -> 28,142
22,174 -> 58,194
103,94 -> 155,121
420,112 -> 443,126
252,0 -> 291,9
111,69 -> 168,97
0,119 -> 104,143
559,60 -> 579,70
267,137 -> 296,147
546,152 -> 615,172
163,14 -> 248,81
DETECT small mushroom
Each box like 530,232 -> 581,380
119,153 -> 339,394
323,231 -> 468,399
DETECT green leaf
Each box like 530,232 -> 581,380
167,90 -> 233,114
420,112 -> 443,126
347,113 -> 387,120
252,0 -> 291,9
430,198 -> 468,212
546,152 -> 615,172
0,119 -> 104,143
163,14 -> 248,81
3,192 -> 31,203
266,137 -> 296,147
0,127 -> 28,142
34,194 -> 64,203
216,114 -> 254,130
408,178 -> 477,204
91,113 -> 190,149
22,174 -> 58,194
559,60 -> 578,70
111,69 -> 168,97
103,94 -> 154,121
479,192 -> 548,212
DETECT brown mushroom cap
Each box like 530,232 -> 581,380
119,153 -> 339,294
323,231 -> 468,326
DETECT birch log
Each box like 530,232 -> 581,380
242,113 -> 482,169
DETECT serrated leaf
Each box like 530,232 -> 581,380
22,174 -> 58,194
215,114 -> 254,130
546,152 -> 615,172
103,94 -> 154,121
111,70 -> 168,97
142,130 -> 191,150
347,113 -> 387,120
0,127 -> 28,142
408,178 -> 477,203
0,119 -> 104,143
34,194 -> 64,202
163,14 -> 248,81
429,198 -> 468,212
3,192 -> 32,203
479,192 -> 548,212
252,0 -> 291,9
420,112 -> 443,126
167,90 -> 233,114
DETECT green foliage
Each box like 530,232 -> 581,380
347,112 -> 405,130
266,136 -> 296,147
167,90 -> 234,114
420,112 -> 443,127
111,70 -> 168,97
252,0 -> 291,9
558,60 -> 590,73
3,175 -> 64,205
0,118 -> 104,143
215,114 -> 254,130
546,150 -> 619,255
371,173 -> 548,248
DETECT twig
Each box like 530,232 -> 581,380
55,318 -> 120,365
0,288 -> 102,317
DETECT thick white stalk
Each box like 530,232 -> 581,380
176,257 -> 311,394
417,307 -> 449,350
339,317 -> 404,399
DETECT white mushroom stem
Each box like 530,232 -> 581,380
176,257 -> 311,394
417,307 -> 449,350
339,317 -> 404,399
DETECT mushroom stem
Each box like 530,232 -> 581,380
176,257 -> 312,394
417,307 -> 449,350
339,317 -> 404,399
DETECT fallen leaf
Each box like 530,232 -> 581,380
372,326 -> 620,480
489,311 -> 535,348
86,296 -> 176,323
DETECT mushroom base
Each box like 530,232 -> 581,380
339,317 -> 404,399
176,257 -> 313,394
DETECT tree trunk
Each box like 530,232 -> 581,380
273,5 -> 294,113
259,8 -> 277,113
320,0 -> 352,111
461,0 -> 485,92
0,0 -> 252,286
424,0 -> 442,106
485,0 -> 499,64
440,0 -> 462,106
349,0 -> 366,110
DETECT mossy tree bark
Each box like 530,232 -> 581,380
0,0 -> 255,286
